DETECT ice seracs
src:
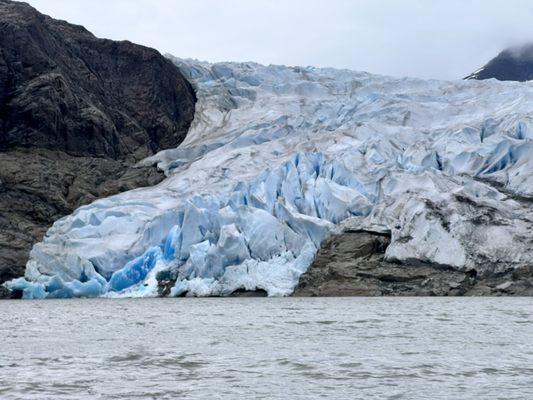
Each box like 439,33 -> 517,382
7,57 -> 533,298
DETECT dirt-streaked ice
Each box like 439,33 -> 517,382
8,58 -> 533,298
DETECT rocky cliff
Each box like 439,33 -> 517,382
294,231 -> 533,297
0,0 -> 196,284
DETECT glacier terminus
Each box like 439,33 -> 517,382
7,57 -> 533,298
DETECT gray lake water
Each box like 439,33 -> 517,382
0,297 -> 532,399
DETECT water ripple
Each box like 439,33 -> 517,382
0,297 -> 532,399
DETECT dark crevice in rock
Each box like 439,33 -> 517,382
228,288 -> 268,297
343,228 -> 391,237
157,279 -> 176,297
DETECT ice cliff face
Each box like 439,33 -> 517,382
8,57 -> 533,298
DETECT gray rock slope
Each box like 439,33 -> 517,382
0,0 -> 196,283
295,230 -> 533,297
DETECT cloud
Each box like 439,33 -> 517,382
24,0 -> 533,79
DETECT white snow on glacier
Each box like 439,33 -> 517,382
7,57 -> 533,298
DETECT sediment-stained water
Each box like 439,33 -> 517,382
1,298 -> 532,399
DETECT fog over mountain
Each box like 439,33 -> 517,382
24,0 -> 533,80
467,43 -> 533,81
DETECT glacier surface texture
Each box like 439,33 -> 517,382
7,57 -> 533,298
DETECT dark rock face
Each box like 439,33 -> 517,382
294,231 -> 533,296
0,0 -> 196,284
0,283 -> 12,298
465,44 -> 533,81
0,0 -> 196,158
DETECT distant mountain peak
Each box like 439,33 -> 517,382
466,43 -> 533,81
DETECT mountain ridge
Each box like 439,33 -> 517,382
466,44 -> 533,81
0,0 -> 196,284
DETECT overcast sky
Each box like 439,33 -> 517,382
24,0 -> 533,80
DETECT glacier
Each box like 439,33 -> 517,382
6,57 -> 533,298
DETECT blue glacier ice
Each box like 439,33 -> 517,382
7,273 -> 106,299
8,58 -> 533,298
108,247 -> 162,292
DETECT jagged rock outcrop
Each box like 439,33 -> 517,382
0,0 -> 196,284
466,44 -> 533,81
294,231 -> 533,296
295,171 -> 533,297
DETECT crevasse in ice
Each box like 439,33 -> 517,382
7,58 -> 533,298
